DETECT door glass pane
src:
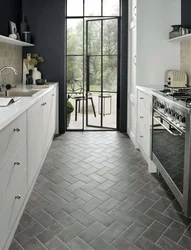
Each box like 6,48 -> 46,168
87,92 -> 101,127
103,0 -> 120,16
87,21 -> 101,55
67,0 -> 83,16
67,56 -> 84,130
103,19 -> 118,55
102,92 -> 117,129
89,56 -> 101,92
103,56 -> 117,92
85,0 -> 101,16
67,19 -> 83,55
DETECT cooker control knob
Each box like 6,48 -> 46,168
166,108 -> 171,114
178,115 -> 182,121
160,104 -> 165,109
181,117 -> 186,123
173,112 -> 178,118
170,110 -> 175,116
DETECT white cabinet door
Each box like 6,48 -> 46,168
49,88 -> 56,139
0,171 -> 27,250
0,140 -> 27,213
27,99 -> 43,188
0,112 -> 26,170
128,21 -> 137,145
42,88 -> 56,155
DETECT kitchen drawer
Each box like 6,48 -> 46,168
0,171 -> 27,250
0,112 -> 26,170
138,116 -> 150,157
138,107 -> 150,156
0,140 -> 27,213
138,90 -> 151,113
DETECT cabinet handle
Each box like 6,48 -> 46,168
14,161 -> 20,165
41,102 -> 47,106
140,116 -> 144,119
14,128 -> 20,132
52,94 -> 55,96
15,195 -> 21,200
140,136 -> 144,138
134,6 -> 137,16
133,55 -> 136,65
140,97 -> 144,100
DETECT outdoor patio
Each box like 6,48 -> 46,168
68,93 -> 117,130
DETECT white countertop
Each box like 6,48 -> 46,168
0,83 -> 58,131
137,86 -> 162,95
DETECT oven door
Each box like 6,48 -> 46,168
152,108 -> 185,209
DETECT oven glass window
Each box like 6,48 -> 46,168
152,116 -> 185,193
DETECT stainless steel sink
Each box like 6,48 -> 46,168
0,89 -> 41,97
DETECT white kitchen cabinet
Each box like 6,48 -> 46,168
0,112 -> 26,170
27,87 -> 57,188
27,99 -> 43,188
0,171 -> 27,250
137,89 -> 151,161
0,140 -> 27,213
0,84 -> 58,250
42,88 -> 56,155
128,0 -> 181,152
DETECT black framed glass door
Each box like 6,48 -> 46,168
86,18 -> 119,129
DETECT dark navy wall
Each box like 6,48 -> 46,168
22,0 -> 67,133
182,0 -> 191,27
0,0 -> 22,36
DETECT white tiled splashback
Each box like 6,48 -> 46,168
181,40 -> 191,84
0,42 -> 22,87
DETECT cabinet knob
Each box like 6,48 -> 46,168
41,102 -> 47,106
15,195 -> 21,200
140,97 -> 144,100
14,161 -> 20,165
14,128 -> 20,132
140,116 -> 144,119
140,136 -> 144,138
52,94 -> 55,96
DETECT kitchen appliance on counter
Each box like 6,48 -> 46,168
151,88 -> 191,216
165,70 -> 188,88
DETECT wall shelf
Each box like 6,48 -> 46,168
0,35 -> 34,47
167,33 -> 191,42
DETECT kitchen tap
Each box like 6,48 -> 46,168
0,66 -> 18,75
0,67 -> 18,95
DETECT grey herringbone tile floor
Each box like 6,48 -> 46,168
10,132 -> 191,250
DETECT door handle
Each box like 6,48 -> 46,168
86,55 -> 90,92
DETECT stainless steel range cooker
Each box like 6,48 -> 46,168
151,88 -> 191,217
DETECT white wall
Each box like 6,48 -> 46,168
137,0 -> 181,89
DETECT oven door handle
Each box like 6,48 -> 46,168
153,117 -> 183,137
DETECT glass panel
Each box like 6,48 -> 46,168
88,56 -> 101,92
67,19 -> 83,55
103,56 -> 117,92
87,92 -> 101,127
67,0 -> 83,16
87,21 -> 101,55
67,56 -> 84,130
103,19 -> 118,55
103,0 -> 120,16
85,0 -> 101,16
102,92 -> 117,128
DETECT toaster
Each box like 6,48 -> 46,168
166,70 -> 188,88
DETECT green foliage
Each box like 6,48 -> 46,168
67,19 -> 118,91
29,53 -> 45,67
67,100 -> 74,114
